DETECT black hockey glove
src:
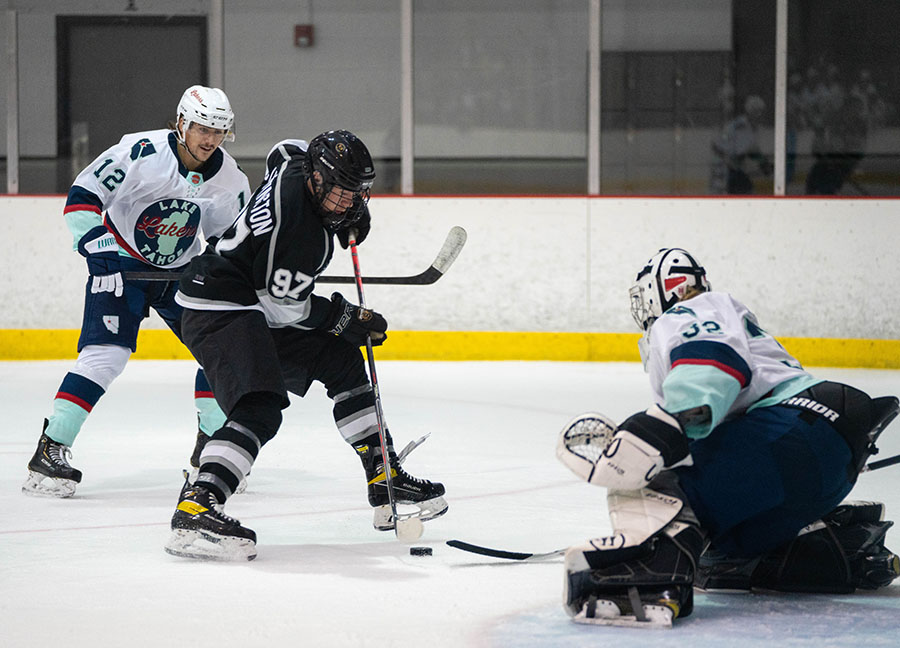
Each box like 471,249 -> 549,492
336,206 -> 371,249
77,225 -> 124,298
326,293 -> 387,347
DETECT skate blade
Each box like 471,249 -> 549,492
573,599 -> 674,629
187,468 -> 248,495
22,471 -> 77,498
164,528 -> 257,562
373,496 -> 449,531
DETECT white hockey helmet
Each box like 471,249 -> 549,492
176,85 -> 235,142
629,248 -> 710,331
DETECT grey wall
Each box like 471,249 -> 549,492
1,0 -> 731,160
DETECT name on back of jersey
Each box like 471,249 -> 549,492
246,167 -> 279,237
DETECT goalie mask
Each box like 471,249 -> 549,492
305,130 -> 375,232
176,85 -> 235,143
629,248 -> 709,331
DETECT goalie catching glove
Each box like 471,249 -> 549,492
325,292 -> 387,347
558,405 -> 692,490
77,225 -> 124,298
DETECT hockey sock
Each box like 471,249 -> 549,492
333,384 -> 381,446
46,373 -> 105,447
196,391 -> 283,502
194,369 -> 226,436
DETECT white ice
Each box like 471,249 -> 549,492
2,360 -> 899,647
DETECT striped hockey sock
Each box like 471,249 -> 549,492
46,372 -> 105,447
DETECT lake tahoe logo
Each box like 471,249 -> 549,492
134,198 -> 201,266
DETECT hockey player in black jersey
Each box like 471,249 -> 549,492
164,130 -> 447,561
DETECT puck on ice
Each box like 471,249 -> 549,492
410,546 -> 432,556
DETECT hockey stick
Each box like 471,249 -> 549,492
348,230 -> 402,540
122,225 -> 468,285
321,225 -> 467,285
445,540 -> 565,561
447,452 -> 900,562
862,453 -> 900,472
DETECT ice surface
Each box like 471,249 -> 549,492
2,361 -> 898,647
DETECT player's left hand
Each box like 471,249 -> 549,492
336,206 -> 371,249
590,405 -> 692,490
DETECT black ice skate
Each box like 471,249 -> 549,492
355,441 -> 448,531
188,427 -> 248,494
164,480 -> 257,561
22,419 -> 83,498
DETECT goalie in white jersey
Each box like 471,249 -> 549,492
23,86 -> 250,498
557,248 -> 899,627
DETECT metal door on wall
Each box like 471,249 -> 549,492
56,16 -> 206,185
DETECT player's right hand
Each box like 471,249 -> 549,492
326,292 -> 388,347
77,225 -> 124,298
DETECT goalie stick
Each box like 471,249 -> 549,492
122,225 -> 468,285
446,539 -> 565,561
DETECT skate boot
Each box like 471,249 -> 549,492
188,427 -> 247,495
354,440 -> 448,531
22,419 -> 82,498
164,479 -> 257,561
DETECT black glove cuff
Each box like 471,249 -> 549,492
619,409 -> 690,468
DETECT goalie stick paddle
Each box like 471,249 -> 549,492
445,539 -> 565,561
122,225 -> 468,285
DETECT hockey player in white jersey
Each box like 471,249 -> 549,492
557,248 -> 899,627
23,86 -> 251,497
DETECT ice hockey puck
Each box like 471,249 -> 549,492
409,546 -> 432,556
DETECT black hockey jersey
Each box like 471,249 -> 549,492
175,139 -> 336,329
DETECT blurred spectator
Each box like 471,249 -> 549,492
710,95 -> 772,194
804,65 -> 888,195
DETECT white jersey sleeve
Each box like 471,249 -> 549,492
643,291 -> 818,438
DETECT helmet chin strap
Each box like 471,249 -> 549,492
176,119 -> 206,166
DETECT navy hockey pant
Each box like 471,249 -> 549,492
676,403 -> 854,558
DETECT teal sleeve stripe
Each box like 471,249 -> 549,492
64,209 -> 104,250
748,375 -> 822,412
661,364 -> 742,439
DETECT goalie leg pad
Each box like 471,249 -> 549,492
563,522 -> 703,624
698,500 -> 899,593
564,474 -> 705,624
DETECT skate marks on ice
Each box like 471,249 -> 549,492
488,591 -> 900,647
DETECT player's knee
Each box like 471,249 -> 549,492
228,391 -> 284,446
72,344 -> 131,389
322,347 -> 369,397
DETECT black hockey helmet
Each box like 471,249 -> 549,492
306,130 -> 375,232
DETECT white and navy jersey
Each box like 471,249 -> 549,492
175,139 -> 338,330
642,291 -> 820,439
64,128 -> 250,268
